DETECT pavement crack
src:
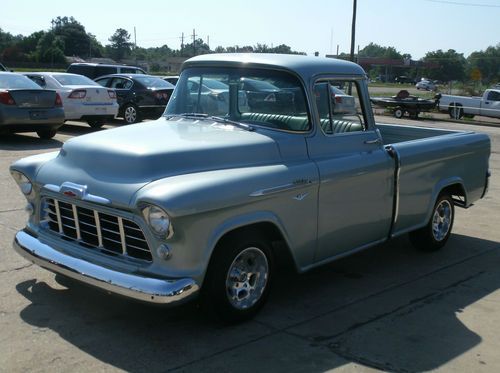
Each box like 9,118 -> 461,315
0,263 -> 33,274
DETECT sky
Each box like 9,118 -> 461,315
2,0 -> 500,60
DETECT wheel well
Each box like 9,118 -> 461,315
441,183 -> 466,207
213,222 -> 296,272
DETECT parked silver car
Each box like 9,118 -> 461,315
0,72 -> 64,138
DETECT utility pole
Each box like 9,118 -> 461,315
349,0 -> 357,63
192,29 -> 197,56
207,35 -> 210,50
349,0 -> 357,95
180,32 -> 185,53
134,27 -> 137,49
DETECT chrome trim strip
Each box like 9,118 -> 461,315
386,145 -> 401,238
94,210 -> 103,247
117,217 -> 127,255
13,231 -> 199,305
250,179 -> 312,197
72,204 -> 82,240
54,200 -> 63,234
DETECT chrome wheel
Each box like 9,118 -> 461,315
226,247 -> 269,310
124,105 -> 137,123
432,199 -> 453,242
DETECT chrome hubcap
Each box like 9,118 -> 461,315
432,199 -> 452,241
226,247 -> 269,310
124,107 -> 137,123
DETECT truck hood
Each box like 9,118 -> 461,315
35,117 -> 282,207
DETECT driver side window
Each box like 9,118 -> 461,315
314,80 -> 366,135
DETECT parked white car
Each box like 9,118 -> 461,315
23,72 -> 119,128
416,80 -> 436,91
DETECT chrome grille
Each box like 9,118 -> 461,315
42,197 -> 152,261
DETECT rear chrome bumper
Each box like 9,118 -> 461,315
13,230 -> 199,305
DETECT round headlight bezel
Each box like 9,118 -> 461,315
10,170 -> 33,197
142,204 -> 173,239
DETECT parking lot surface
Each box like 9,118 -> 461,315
1,117 -> 499,372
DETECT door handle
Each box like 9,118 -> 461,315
364,138 -> 382,145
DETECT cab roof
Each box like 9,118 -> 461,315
183,53 -> 366,81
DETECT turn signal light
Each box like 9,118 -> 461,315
55,93 -> 63,107
0,91 -> 16,105
68,89 -> 86,99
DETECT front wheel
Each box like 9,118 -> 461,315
409,194 -> 454,251
202,230 -> 274,323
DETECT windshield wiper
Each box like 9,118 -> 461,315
165,113 -> 254,131
208,116 -> 254,131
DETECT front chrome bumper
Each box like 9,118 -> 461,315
13,230 -> 199,305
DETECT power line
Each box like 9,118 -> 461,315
424,0 -> 500,8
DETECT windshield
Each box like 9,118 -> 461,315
165,67 -> 310,132
0,73 -> 41,89
53,74 -> 98,86
135,76 -> 174,89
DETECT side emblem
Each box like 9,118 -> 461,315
293,193 -> 309,201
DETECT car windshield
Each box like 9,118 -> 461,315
135,76 -> 174,89
53,74 -> 99,86
0,74 -> 41,89
165,67 -> 310,132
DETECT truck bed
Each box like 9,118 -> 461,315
377,123 -> 490,237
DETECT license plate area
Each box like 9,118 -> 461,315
30,111 -> 48,120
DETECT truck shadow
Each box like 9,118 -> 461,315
16,234 -> 500,372
0,133 -> 63,151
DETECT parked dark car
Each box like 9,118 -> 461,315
162,75 -> 179,85
239,77 -> 294,113
67,63 -> 147,80
95,74 -> 174,124
0,72 -> 64,138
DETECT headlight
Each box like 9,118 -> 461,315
10,170 -> 33,197
142,205 -> 172,238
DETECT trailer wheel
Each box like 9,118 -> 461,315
449,104 -> 464,119
393,107 -> 404,119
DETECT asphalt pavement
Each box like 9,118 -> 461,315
0,117 -> 499,373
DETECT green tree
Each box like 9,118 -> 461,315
422,49 -> 466,82
467,44 -> 500,83
108,28 -> 133,61
358,42 -> 403,59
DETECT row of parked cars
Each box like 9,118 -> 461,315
1,61 -> 357,139
0,62 -> 175,138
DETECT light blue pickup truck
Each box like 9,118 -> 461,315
11,54 -> 491,322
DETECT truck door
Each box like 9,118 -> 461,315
306,80 -> 394,262
481,90 -> 500,118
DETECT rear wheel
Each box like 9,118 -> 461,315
202,230 -> 274,323
409,194 -> 454,251
449,104 -> 464,119
36,129 -> 57,139
123,104 -> 140,124
87,119 -> 105,128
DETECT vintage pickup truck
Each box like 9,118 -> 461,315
11,54 -> 491,322
438,89 -> 500,119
